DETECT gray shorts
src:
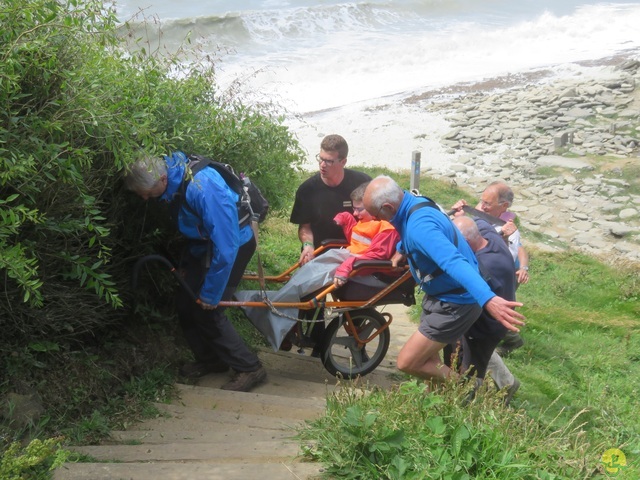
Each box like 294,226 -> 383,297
418,296 -> 482,345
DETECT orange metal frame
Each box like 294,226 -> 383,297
218,243 -> 414,346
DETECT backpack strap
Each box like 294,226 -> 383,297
404,198 -> 466,296
173,155 -> 252,228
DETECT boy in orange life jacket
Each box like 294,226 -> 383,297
332,182 -> 400,288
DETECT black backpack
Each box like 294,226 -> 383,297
174,154 -> 269,227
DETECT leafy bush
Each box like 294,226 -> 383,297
1,0 -> 303,439
0,0 -> 302,339
0,437 -> 70,480
299,381 -> 598,479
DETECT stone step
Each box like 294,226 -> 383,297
173,382 -> 326,419
196,345 -> 401,394
109,426 -> 295,444
51,304 -> 413,480
195,349 -> 336,391
69,439 -> 300,463
138,402 -> 310,431
53,460 -> 323,480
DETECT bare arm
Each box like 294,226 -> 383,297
298,223 -> 315,265
516,246 -> 530,285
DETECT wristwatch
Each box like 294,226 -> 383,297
522,266 -> 529,271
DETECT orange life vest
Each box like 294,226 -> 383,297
347,220 -> 395,255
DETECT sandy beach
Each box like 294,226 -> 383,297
289,53 -> 639,172
287,53 -> 640,265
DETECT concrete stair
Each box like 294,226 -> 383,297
53,304 -> 413,480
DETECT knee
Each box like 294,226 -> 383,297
396,352 -> 414,373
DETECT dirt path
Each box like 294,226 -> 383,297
53,304 -> 415,480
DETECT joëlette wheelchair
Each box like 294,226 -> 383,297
133,240 -> 417,379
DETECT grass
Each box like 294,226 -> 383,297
297,237 -> 640,477
4,166 -> 638,478
299,380 -> 605,479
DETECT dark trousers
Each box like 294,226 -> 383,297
444,334 -> 503,380
176,237 -> 261,373
461,335 -> 502,380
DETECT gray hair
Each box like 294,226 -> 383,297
453,216 -> 481,244
488,181 -> 514,207
367,175 -> 404,211
123,155 -> 167,192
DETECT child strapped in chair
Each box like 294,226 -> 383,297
236,182 -> 400,350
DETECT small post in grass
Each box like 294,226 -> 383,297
410,151 -> 421,193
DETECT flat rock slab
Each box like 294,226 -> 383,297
535,155 -> 593,169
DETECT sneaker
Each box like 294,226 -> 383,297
503,378 -> 520,406
221,367 -> 267,392
179,360 -> 229,379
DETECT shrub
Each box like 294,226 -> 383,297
1,0 -> 303,438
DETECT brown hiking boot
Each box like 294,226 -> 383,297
221,367 -> 267,392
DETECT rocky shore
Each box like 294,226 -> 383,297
413,57 -> 640,266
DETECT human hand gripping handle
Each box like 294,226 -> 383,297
197,299 -> 217,310
501,220 -> 518,238
390,251 -> 406,269
450,199 -> 468,216
484,296 -> 525,332
299,242 -> 315,266
333,275 -> 347,288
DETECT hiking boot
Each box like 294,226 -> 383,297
495,332 -> 524,356
179,360 -> 229,379
503,378 -> 520,406
221,366 -> 267,392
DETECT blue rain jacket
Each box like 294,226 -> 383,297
160,152 -> 253,305
391,192 -> 495,307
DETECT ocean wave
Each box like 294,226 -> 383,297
115,1 -> 640,113
117,2 -> 432,52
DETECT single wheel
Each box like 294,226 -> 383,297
320,308 -> 390,378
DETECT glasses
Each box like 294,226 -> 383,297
373,204 -> 386,219
353,206 -> 366,213
480,200 -> 503,209
316,153 -> 340,166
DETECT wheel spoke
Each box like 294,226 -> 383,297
332,335 -> 356,348
357,320 -> 377,339
349,346 -> 366,368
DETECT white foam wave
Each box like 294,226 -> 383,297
214,3 -> 640,113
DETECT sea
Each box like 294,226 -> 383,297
113,0 -> 640,169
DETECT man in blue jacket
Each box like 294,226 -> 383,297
125,152 -> 266,392
363,176 -> 524,384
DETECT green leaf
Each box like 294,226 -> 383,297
451,424 -> 470,457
